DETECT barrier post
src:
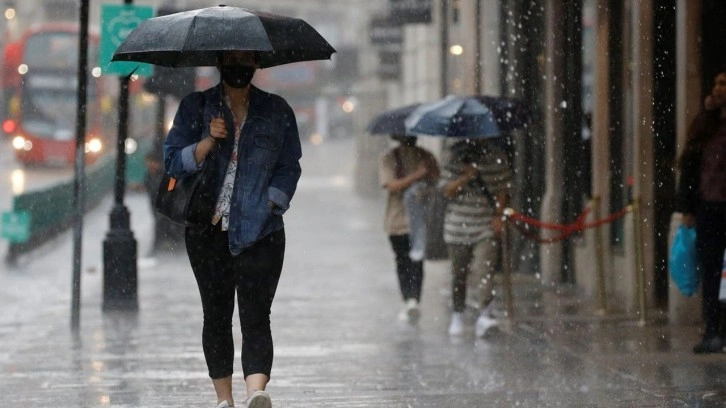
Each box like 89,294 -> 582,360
502,209 -> 514,320
632,196 -> 647,326
592,196 -> 607,315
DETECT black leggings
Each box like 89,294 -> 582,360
186,226 -> 285,379
388,234 -> 423,301
696,201 -> 726,337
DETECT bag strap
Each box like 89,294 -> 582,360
454,159 -> 497,210
194,90 -> 221,162
192,91 -> 207,139
477,175 -> 497,210
393,148 -> 405,179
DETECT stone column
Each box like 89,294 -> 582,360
585,0 -> 612,305
539,0 -> 567,285
629,0 -> 655,313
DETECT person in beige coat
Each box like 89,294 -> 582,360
379,135 -> 439,323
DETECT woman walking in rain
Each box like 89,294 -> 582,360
678,68 -> 726,354
441,138 -> 512,337
379,135 -> 440,323
164,50 -> 302,408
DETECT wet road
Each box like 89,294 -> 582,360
1,138 -> 725,407
0,140 -> 76,270
0,141 -> 76,201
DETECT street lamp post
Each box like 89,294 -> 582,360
102,0 -> 138,312
71,0 -> 89,330
440,0 -> 448,97
474,0 -> 481,95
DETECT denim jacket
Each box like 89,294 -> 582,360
164,84 -> 302,255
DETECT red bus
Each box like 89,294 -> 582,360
1,23 -> 111,166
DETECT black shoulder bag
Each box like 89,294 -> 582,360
155,94 -> 219,226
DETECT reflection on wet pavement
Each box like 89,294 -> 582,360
0,140 -> 725,407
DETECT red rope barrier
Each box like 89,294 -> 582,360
505,205 -> 631,244
580,207 -> 631,230
508,207 -> 590,231
510,222 -> 572,244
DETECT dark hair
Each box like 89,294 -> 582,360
451,138 -> 490,164
678,69 -> 726,168
391,135 -> 417,146
711,65 -> 726,81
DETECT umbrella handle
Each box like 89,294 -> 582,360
201,98 -> 225,125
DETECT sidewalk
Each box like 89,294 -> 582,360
1,139 -> 725,407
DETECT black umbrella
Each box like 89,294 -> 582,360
475,95 -> 531,133
366,103 -> 421,135
111,5 -> 336,68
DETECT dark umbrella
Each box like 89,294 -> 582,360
475,95 -> 531,133
111,5 -> 336,68
405,95 -> 501,138
366,103 -> 421,135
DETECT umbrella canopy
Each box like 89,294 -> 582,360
366,103 -> 421,135
475,95 -> 531,133
112,5 -> 336,68
405,95 -> 501,138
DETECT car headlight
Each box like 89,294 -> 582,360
85,138 -> 102,153
12,135 -> 28,150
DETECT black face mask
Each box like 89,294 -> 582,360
220,65 -> 256,88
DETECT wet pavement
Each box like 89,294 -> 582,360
1,138 -> 726,407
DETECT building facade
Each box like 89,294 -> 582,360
359,0 -> 719,320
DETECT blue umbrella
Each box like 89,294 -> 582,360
405,95 -> 500,138
404,95 -> 533,138
369,95 -> 530,137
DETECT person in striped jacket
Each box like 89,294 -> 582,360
440,138 -> 512,337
